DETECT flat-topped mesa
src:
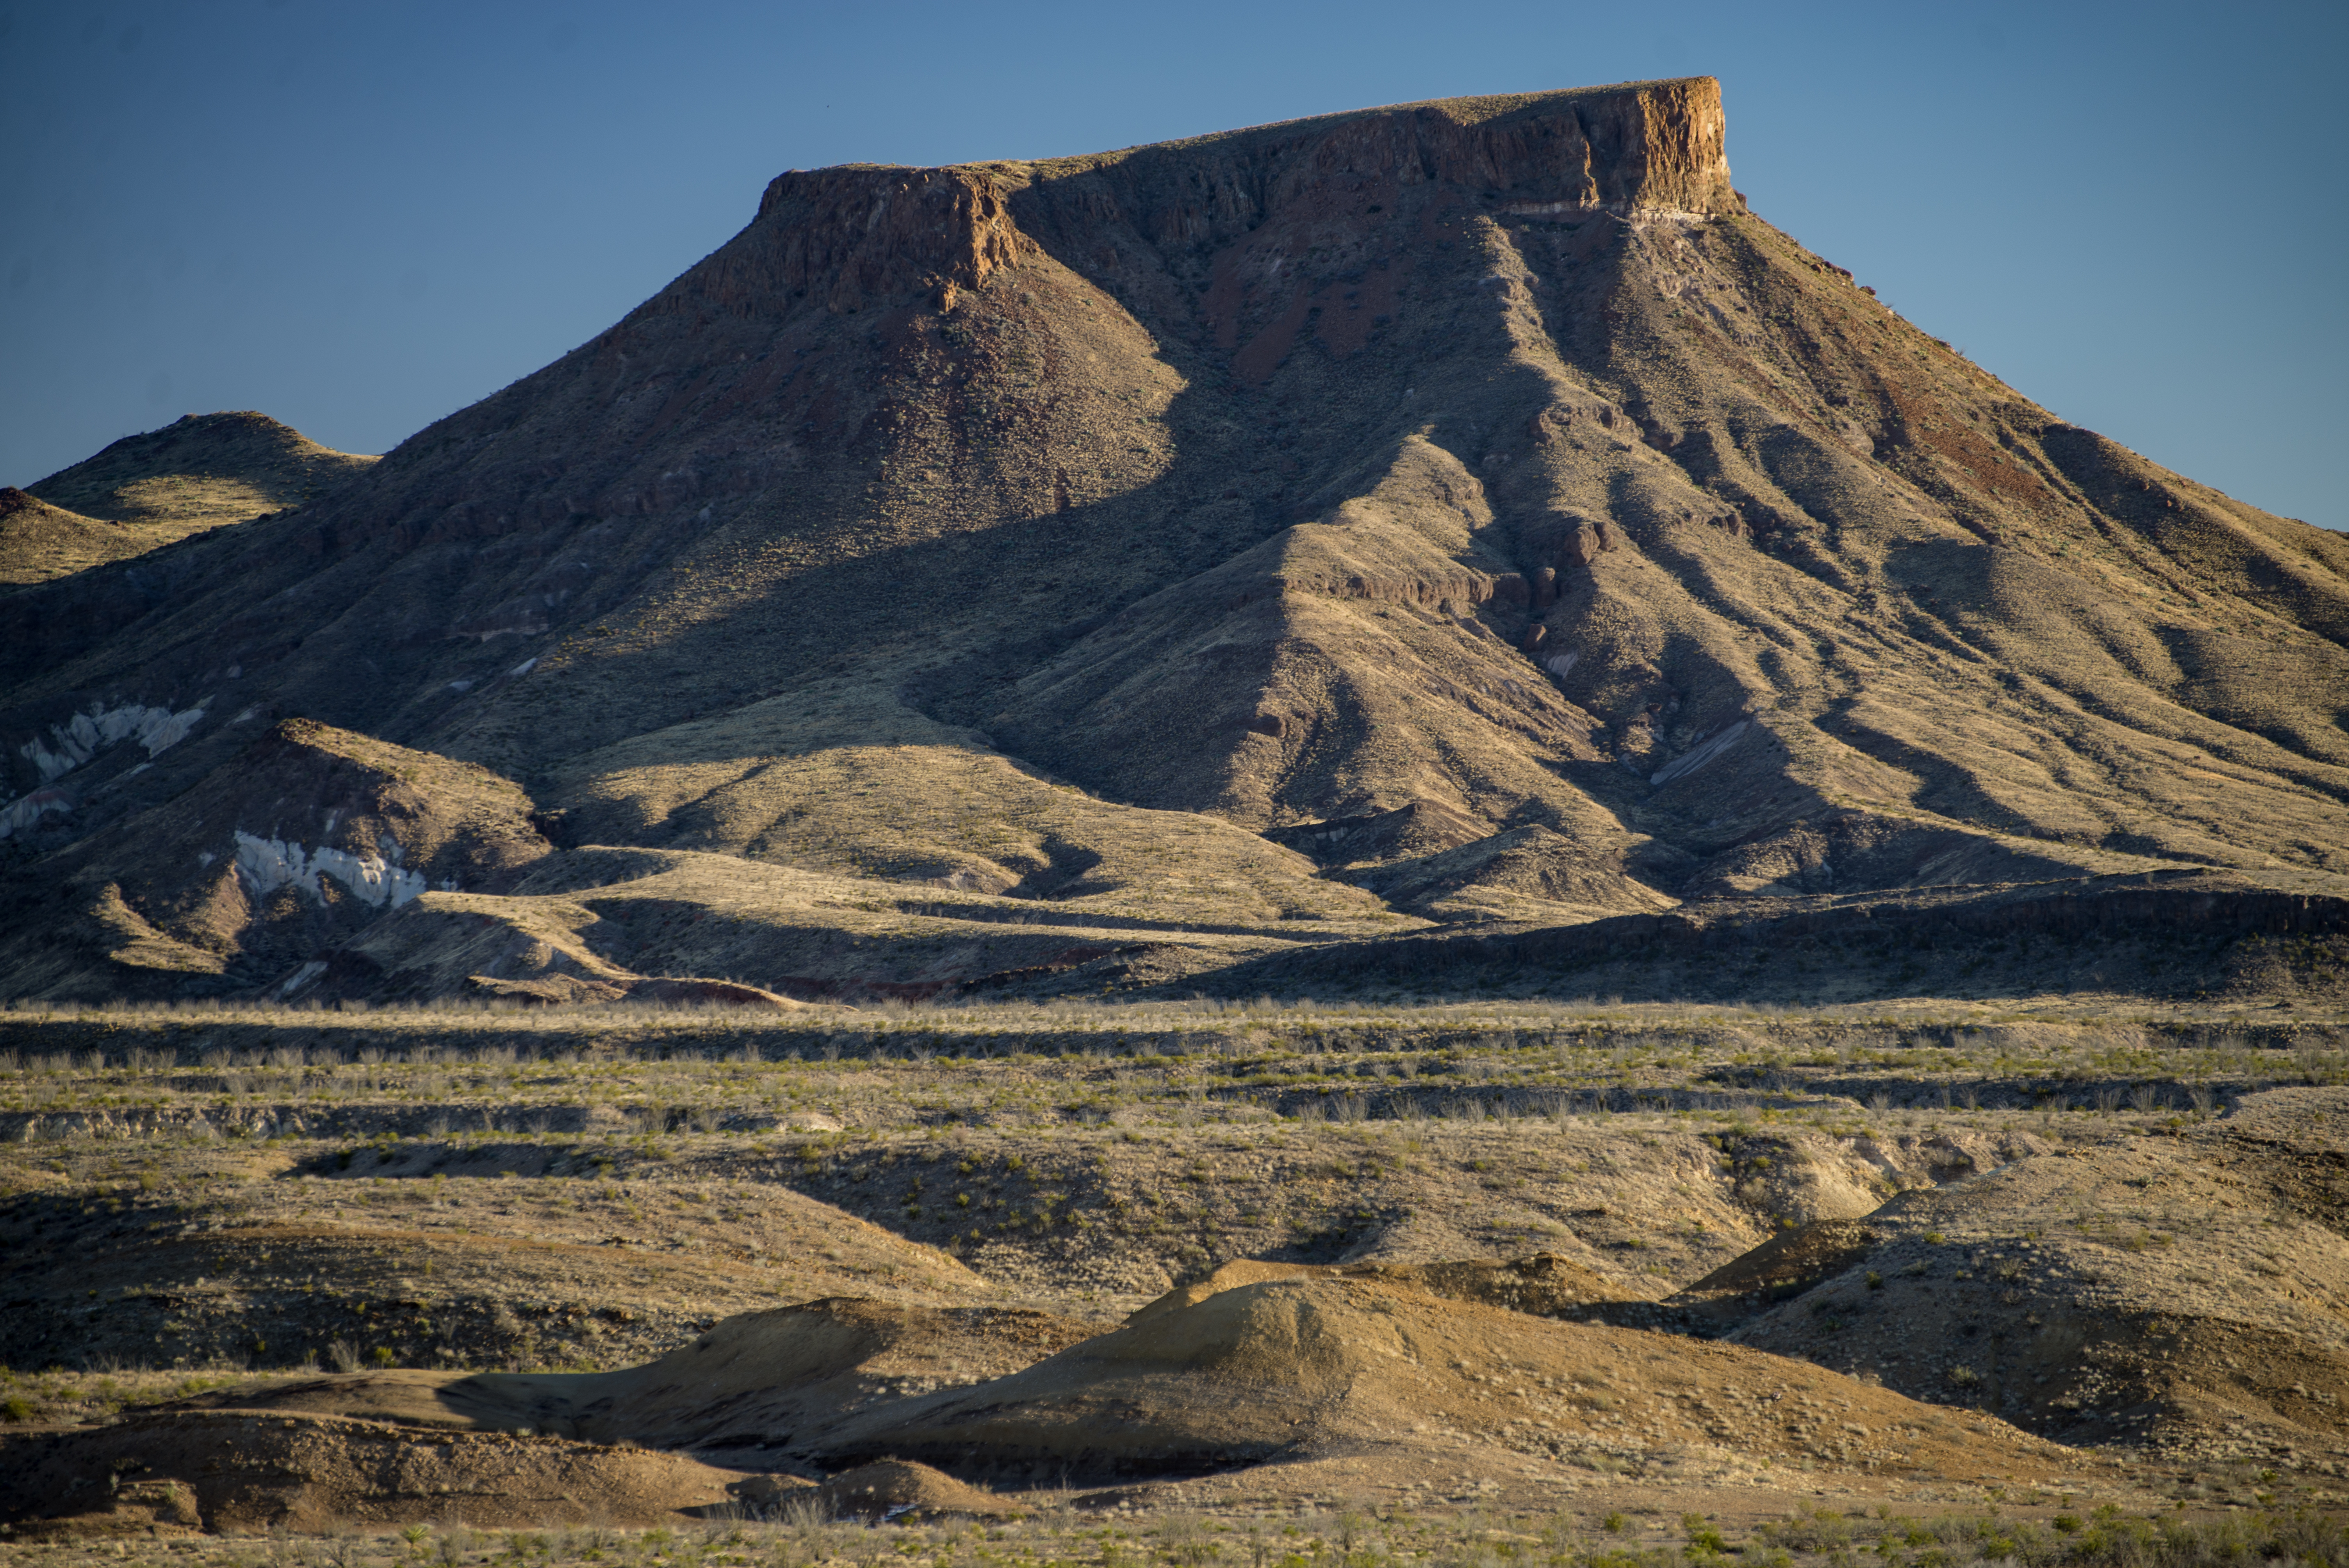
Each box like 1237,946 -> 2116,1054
1565,75 -> 1734,216
669,78 -> 1732,318
1011,75 -> 1738,245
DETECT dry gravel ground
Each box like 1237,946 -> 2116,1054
1,1011 -> 2345,1547
3,1502 -> 2345,1568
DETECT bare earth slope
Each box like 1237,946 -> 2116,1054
1,77 -> 2345,1003
1706,1088 -> 2349,1471
0,717 -> 555,999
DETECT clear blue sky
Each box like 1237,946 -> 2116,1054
4,0 -> 2343,528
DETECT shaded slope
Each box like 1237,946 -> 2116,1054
0,1413 -> 744,1534
0,718 -> 551,1000
148,1297 -> 1094,1459
0,1165 -> 992,1376
447,1298 -> 1094,1454
338,844 -> 1379,1006
1699,1090 -> 2349,1471
1201,866 -> 2349,1006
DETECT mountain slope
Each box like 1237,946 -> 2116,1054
1,76 -> 2344,1004
0,487 -> 139,586
9,411 -> 376,577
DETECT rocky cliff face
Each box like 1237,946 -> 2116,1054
2,77 -> 2345,1005
743,166 -> 1035,312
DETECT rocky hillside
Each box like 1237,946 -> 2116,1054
0,488 -> 141,586
2,411 -> 375,585
2,77 -> 2344,1005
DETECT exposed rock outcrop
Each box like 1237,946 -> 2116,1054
0,718 -> 552,1000
737,166 -> 1036,313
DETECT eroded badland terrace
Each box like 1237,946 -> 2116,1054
1,77 -> 2345,1557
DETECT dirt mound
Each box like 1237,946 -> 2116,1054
0,1411 -> 740,1534
823,1275 -> 2082,1484
1717,1090 -> 2349,1476
0,1188 -> 989,1374
1129,1258 -> 1347,1322
1131,1252 -> 1628,1325
118,1275 -> 2085,1496
444,1298 -> 1097,1456
814,1459 -> 1018,1520
162,1299 -> 1099,1463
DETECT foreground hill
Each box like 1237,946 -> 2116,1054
1,77 -> 2344,1005
4,1034 -> 2343,1528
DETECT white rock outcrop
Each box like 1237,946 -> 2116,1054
17,701 -> 209,783
233,830 -> 429,909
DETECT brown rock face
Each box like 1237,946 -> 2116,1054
1,75 -> 2344,1005
732,166 -> 1036,314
